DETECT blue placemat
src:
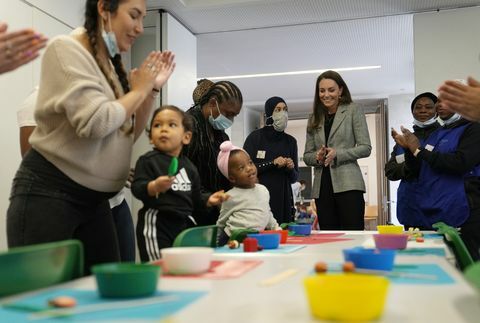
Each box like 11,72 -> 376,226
422,233 -> 444,239
215,244 -> 305,254
0,289 -> 206,322
319,263 -> 454,285
398,248 -> 446,257
389,264 -> 454,285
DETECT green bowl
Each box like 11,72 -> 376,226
91,263 -> 160,298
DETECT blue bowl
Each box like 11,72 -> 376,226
343,247 -> 396,271
247,233 -> 280,249
289,224 -> 312,236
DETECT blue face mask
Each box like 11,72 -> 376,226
208,101 -> 233,130
101,14 -> 119,57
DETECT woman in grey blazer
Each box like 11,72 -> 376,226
303,70 -> 371,230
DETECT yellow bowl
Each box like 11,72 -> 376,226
304,274 -> 389,321
377,225 -> 404,235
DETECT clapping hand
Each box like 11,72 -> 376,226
0,23 -> 48,74
285,158 -> 295,169
438,77 -> 480,122
130,51 -> 164,95
324,147 -> 336,167
154,51 -> 175,90
391,127 -> 408,148
400,126 -> 420,153
273,156 -> 287,168
391,126 -> 420,153
316,145 -> 326,164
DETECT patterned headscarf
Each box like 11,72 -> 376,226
193,79 -> 215,105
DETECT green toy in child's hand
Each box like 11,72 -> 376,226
168,157 -> 178,176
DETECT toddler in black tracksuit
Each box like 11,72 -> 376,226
132,105 -> 228,261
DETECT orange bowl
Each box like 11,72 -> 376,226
260,230 -> 288,243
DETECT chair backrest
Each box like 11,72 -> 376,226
173,225 -> 218,247
433,222 -> 474,271
464,262 -> 480,291
0,240 -> 84,298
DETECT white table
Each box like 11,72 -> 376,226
2,232 -> 479,322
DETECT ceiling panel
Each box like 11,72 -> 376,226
146,0 -> 480,116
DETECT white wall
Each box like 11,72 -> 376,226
25,0 -> 84,28
0,0 -> 79,251
414,6 -> 480,93
386,93 -> 415,224
130,11 -> 198,228
161,12 -> 197,110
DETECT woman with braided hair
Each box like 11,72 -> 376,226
6,0 -> 175,273
183,79 -> 243,225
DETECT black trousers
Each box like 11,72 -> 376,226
315,170 -> 365,230
7,150 -> 121,275
112,199 -> 136,262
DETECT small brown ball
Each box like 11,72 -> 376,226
227,240 -> 240,249
48,296 -> 77,308
342,261 -> 356,273
314,261 -> 328,273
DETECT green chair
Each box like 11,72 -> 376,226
464,262 -> 480,291
173,225 -> 218,247
0,240 -> 84,298
433,222 -> 474,271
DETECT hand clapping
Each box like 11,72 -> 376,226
0,22 -> 48,74
324,147 -> 336,167
391,126 -> 420,153
316,145 -> 326,164
130,51 -> 175,96
438,77 -> 480,122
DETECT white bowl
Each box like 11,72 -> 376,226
160,247 -> 213,275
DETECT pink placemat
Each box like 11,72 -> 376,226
286,233 -> 352,245
153,260 -> 262,279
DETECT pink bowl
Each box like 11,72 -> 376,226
373,234 -> 409,250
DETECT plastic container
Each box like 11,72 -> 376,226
243,237 -> 259,252
304,273 -> 389,321
288,224 -> 312,236
377,225 -> 404,235
260,230 -> 288,243
373,233 -> 409,250
92,263 -> 160,298
161,247 -> 213,275
343,247 -> 396,271
247,233 -> 280,249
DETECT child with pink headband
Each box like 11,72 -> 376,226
216,141 -> 280,245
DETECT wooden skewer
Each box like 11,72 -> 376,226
258,268 -> 299,287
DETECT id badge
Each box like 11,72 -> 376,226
425,144 -> 434,151
257,150 -> 266,159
